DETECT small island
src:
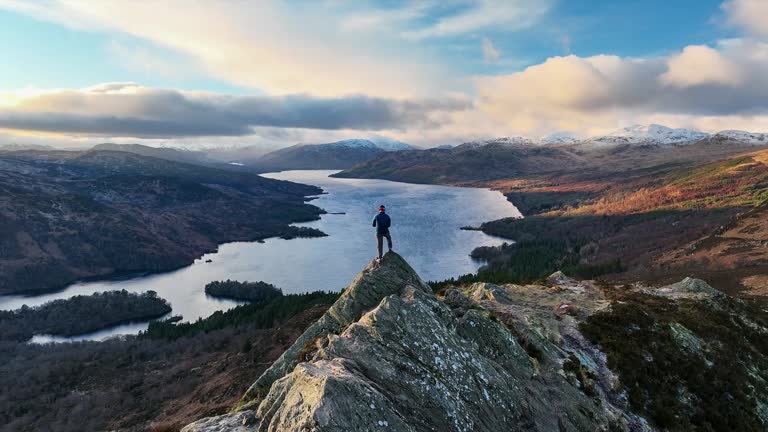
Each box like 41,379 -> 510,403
0,290 -> 171,342
204,280 -> 283,302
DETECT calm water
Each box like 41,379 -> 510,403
2,170 -> 521,342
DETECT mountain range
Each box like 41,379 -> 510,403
79,138 -> 415,173
336,124 -> 768,184
462,124 -> 768,148
13,125 -> 764,175
244,138 -> 414,172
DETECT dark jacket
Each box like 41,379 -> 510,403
372,212 -> 391,235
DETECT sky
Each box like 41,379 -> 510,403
0,0 -> 767,149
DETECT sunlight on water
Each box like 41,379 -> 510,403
3,170 -> 521,341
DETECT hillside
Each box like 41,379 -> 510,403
336,131 -> 768,295
183,253 -> 768,431
0,150 -> 323,295
477,149 -> 768,295
335,140 -> 590,183
90,143 -> 219,167
0,298 -> 335,432
336,137 -> 767,185
249,139 -> 413,172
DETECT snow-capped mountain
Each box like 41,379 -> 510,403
327,139 -> 378,149
463,136 -> 537,147
326,138 -> 414,152
248,138 -> 413,171
367,136 -> 415,151
584,124 -> 710,148
451,124 -> 768,151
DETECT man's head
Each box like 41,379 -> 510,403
378,205 -> 385,212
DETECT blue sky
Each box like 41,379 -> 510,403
0,0 -> 766,147
0,10 -> 247,93
0,0 -> 735,89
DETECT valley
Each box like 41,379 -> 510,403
1,125 -> 767,431
336,127 -> 768,299
0,149 -> 324,296
5,2 -> 768,430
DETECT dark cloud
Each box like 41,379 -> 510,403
0,86 -> 470,138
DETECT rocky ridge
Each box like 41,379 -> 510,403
182,253 -> 766,431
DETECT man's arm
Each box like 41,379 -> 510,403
372,216 -> 377,227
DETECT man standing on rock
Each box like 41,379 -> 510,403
372,205 -> 392,260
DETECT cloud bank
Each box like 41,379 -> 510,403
472,39 -> 768,136
1,0 -> 768,147
0,83 -> 470,138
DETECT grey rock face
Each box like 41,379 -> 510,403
184,260 -> 649,432
241,252 -> 431,405
648,277 -> 722,300
181,411 -> 254,432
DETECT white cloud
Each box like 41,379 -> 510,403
0,0 -> 446,97
340,2 -> 431,32
723,0 -> 768,37
660,45 -> 743,88
466,39 -> 768,137
107,40 -> 200,80
481,37 -> 500,62
402,0 -> 552,39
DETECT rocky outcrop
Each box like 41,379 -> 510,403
238,253 -> 431,406
184,254 -> 656,431
181,252 -> 768,431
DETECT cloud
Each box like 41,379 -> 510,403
481,37 -> 500,62
0,0 -> 447,97
660,45 -> 743,88
723,0 -> 768,37
340,2 -> 430,32
0,84 -> 470,138
402,0 -> 552,39
471,39 -> 768,136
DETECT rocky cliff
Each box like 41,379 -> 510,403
182,253 -> 768,431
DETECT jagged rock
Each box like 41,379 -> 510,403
649,277 -> 721,299
241,252 -> 431,405
669,323 -> 706,355
466,282 -> 514,304
250,288 -> 617,431
184,255 -> 645,432
181,411 -> 254,432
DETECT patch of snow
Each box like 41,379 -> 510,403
581,124 -> 710,148
367,135 -> 415,151
539,131 -> 580,145
325,137 -> 414,152
327,139 -> 378,149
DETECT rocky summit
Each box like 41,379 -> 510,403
182,253 -> 767,432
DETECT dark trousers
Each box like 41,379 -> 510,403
376,232 -> 392,258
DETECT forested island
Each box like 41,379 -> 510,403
204,279 -> 283,302
147,290 -> 338,339
0,290 -> 171,342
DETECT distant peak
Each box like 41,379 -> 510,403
586,124 -> 710,147
320,138 -> 413,152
